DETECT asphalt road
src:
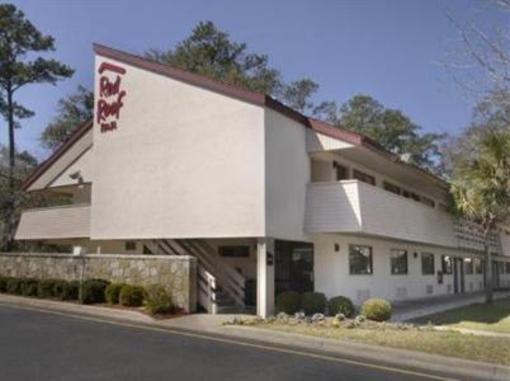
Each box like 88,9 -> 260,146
0,304 -> 458,381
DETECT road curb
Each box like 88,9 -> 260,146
1,294 -> 509,381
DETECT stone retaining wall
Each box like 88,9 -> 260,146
0,253 -> 197,312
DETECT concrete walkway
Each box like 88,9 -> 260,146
391,290 -> 510,321
1,294 -> 509,381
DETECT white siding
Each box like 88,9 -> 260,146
16,205 -> 90,240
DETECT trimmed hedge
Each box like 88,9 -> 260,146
360,298 -> 392,322
119,285 -> 145,307
80,279 -> 110,304
6,277 -> 23,295
144,285 -> 175,315
105,283 -> 126,304
21,278 -> 39,297
38,279 -> 58,299
301,292 -> 327,315
62,280 -> 80,301
328,296 -> 355,317
0,276 -> 9,293
276,291 -> 301,314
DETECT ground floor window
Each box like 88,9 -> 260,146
474,258 -> 483,274
506,262 -> 510,273
464,257 -> 473,274
275,240 -> 314,295
421,252 -> 435,275
390,249 -> 408,275
442,255 -> 453,274
349,245 -> 373,275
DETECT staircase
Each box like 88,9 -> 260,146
146,239 -> 246,314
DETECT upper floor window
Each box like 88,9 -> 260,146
403,190 -> 421,202
390,249 -> 408,275
506,262 -> 510,273
219,246 -> 250,258
333,162 -> 349,180
442,255 -> 453,274
349,245 -> 373,275
353,169 -> 375,186
125,241 -> 137,251
464,257 -> 473,274
421,252 -> 435,275
383,181 -> 401,195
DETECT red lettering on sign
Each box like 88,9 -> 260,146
96,62 -> 127,133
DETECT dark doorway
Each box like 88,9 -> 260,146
453,257 -> 464,294
274,240 -> 314,296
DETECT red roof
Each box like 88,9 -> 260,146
22,44 -> 447,191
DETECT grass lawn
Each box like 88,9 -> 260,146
413,298 -> 510,334
234,318 -> 510,366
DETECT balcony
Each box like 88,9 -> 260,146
15,204 -> 90,240
305,180 -> 458,248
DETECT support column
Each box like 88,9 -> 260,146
257,238 -> 275,318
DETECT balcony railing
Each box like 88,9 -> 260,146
15,203 -> 90,240
305,180 -> 500,252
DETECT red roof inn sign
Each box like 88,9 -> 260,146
96,62 -> 127,133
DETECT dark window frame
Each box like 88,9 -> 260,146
125,241 -> 137,251
333,161 -> 349,181
421,196 -> 436,208
352,169 -> 376,186
349,245 -> 373,275
390,249 -> 408,275
421,252 -> 435,275
383,181 -> 401,195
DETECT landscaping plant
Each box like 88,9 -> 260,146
275,291 -> 301,314
105,283 -> 126,304
80,279 -> 110,304
301,292 -> 327,315
328,296 -> 355,317
144,285 -> 175,315
360,298 -> 392,321
119,285 -> 145,307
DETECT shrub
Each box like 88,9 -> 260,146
53,280 -> 69,300
0,276 -> 9,293
144,285 -> 175,315
6,277 -> 24,295
21,278 -> 39,297
328,296 -> 355,317
301,292 -> 327,315
275,291 -> 301,314
105,283 -> 126,304
38,279 -> 58,298
119,285 -> 145,307
81,279 -> 110,304
62,280 -> 80,301
360,298 -> 392,322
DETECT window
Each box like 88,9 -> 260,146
464,257 -> 473,274
352,169 -> 375,186
421,196 -> 436,208
349,245 -> 373,275
383,181 -> 401,195
442,255 -> 452,274
334,162 -> 349,180
219,246 -> 250,258
499,262 -> 505,274
474,258 -> 483,274
125,241 -> 136,251
421,252 -> 435,275
390,249 -> 408,275
403,190 -> 420,202
506,262 -> 510,274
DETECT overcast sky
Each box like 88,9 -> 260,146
4,0 -> 508,159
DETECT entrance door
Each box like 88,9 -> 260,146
274,240 -> 314,296
453,257 -> 464,294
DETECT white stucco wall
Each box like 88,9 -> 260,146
50,147 -> 93,188
90,56 -> 266,240
314,233 -> 487,305
264,109 -> 310,242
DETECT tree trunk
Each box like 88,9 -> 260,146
484,230 -> 493,304
2,87 -> 16,252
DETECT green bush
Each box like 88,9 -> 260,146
105,283 -> 126,304
119,285 -> 145,307
328,296 -> 355,317
38,279 -> 58,298
275,291 -> 301,314
301,292 -> 327,315
6,277 -> 23,295
360,298 -> 392,322
53,279 -> 69,300
62,280 -> 80,301
81,279 -> 110,304
0,276 -> 9,293
144,285 -> 175,315
21,278 -> 39,297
